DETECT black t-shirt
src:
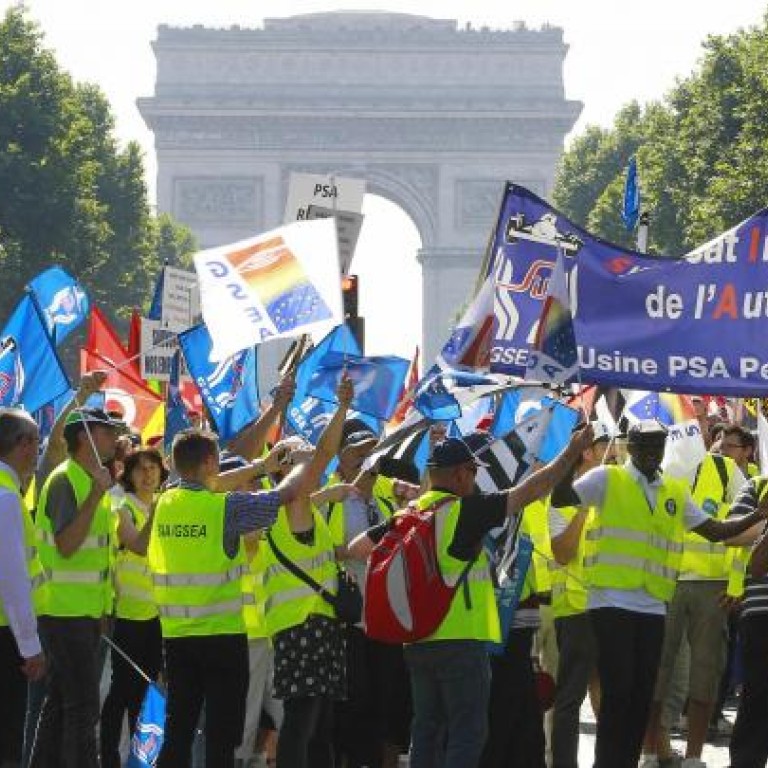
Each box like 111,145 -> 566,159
366,489 -> 508,561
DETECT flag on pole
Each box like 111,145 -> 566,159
177,324 -> 260,443
437,278 -> 494,371
126,683 -> 166,768
307,352 -> 409,420
0,296 -> 71,413
525,247 -> 578,384
164,351 -> 191,452
193,219 -> 343,361
27,266 -> 89,344
388,346 -> 420,429
621,156 -> 641,231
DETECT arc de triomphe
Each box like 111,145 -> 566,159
138,11 -> 581,376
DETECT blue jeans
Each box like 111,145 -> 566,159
404,640 -> 490,768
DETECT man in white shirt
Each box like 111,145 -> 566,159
560,420 -> 767,768
0,408 -> 46,766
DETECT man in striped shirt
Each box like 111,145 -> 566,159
728,475 -> 768,768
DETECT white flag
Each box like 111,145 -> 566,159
193,219 -> 343,361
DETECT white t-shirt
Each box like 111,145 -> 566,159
571,461 -> 709,615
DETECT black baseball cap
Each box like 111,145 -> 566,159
339,429 -> 378,454
427,437 -> 489,469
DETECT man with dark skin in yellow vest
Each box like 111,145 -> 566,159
561,420 -> 768,768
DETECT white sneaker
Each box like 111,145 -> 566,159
641,755 -> 659,768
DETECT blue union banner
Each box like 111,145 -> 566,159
489,183 -> 768,396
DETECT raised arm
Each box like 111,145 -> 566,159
226,376 -> 295,460
505,424 -> 593,516
38,371 -> 107,485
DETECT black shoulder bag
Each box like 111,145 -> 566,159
265,530 -> 363,624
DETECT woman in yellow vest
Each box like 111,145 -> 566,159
100,447 -> 167,768
260,378 -> 354,768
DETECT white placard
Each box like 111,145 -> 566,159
283,172 -> 366,223
305,204 -> 364,275
662,419 -> 707,483
161,266 -> 201,331
140,318 -> 188,382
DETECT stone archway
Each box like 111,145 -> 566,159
139,11 -> 581,368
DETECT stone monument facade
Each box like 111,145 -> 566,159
138,11 -> 581,376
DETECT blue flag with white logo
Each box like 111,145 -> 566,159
164,351 -> 191,453
27,266 -> 89,345
0,296 -> 71,413
126,683 -> 166,767
286,324 -> 371,444
621,156 -> 641,231
308,352 -> 409,420
178,324 -> 260,443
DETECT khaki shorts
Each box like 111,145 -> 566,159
653,580 -> 728,703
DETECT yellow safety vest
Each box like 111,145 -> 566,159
726,477 -> 768,598
113,495 -> 157,621
35,460 -> 113,618
242,546 -> 269,640
584,466 -> 687,602
549,504 -> 595,618
519,497 -> 553,601
681,454 -> 736,579
418,490 -> 500,643
261,506 -> 337,637
148,487 -> 246,638
328,475 -> 398,547
0,468 -> 45,626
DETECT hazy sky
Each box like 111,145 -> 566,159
7,0 -> 768,359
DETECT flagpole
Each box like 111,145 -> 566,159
472,182 -> 509,299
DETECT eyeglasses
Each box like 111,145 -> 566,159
721,442 -> 748,450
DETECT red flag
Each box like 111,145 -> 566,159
126,309 -> 142,377
81,348 -> 162,433
82,309 -> 162,432
388,347 -> 420,428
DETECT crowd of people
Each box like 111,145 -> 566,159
2,366 -> 768,768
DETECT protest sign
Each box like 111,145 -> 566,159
306,204 -> 364,274
160,266 -> 201,332
283,172 -> 365,223
140,318 -> 188,382
490,183 -> 768,395
193,219 -> 343,361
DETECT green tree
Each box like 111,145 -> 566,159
553,13 -> 768,257
0,6 -> 194,331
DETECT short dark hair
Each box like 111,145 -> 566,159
172,430 -> 219,476
121,448 -> 169,493
721,424 -> 754,449
0,408 -> 37,457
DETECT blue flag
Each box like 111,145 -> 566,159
126,683 -> 166,768
286,324 -> 367,443
622,156 -> 641,231
27,266 -> 89,344
0,296 -> 71,413
148,268 -> 164,321
164,351 -> 191,453
178,324 -> 260,443
308,351 -> 409,420
413,367 -> 497,422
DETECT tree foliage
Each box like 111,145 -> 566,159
553,13 -> 768,256
0,6 -> 194,327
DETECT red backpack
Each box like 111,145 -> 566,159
364,498 -> 476,643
